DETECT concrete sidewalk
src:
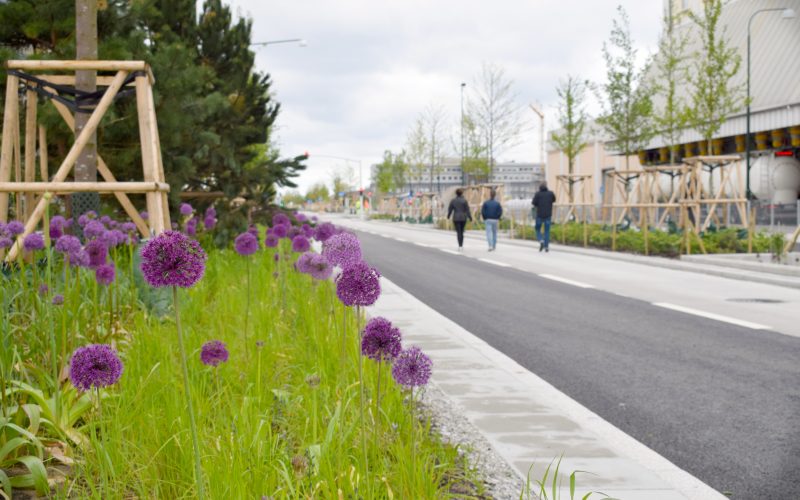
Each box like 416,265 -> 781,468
369,277 -> 726,500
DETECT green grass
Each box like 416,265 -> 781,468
2,240 -> 483,499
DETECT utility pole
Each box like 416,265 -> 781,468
74,1 -> 99,212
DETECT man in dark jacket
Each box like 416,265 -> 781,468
447,188 -> 472,251
532,181 -> 556,252
480,190 -> 503,251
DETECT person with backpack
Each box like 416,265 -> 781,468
532,181 -> 556,252
447,188 -> 472,251
480,190 -> 503,251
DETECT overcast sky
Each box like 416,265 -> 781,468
224,0 -> 664,194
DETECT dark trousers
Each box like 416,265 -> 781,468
454,220 -> 466,247
535,217 -> 552,247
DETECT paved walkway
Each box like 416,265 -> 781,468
369,277 -> 726,500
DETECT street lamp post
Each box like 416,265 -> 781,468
746,7 -> 795,199
251,38 -> 307,48
460,82 -> 466,185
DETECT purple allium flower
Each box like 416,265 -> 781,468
273,253 -> 280,262
287,226 -> 302,240
295,252 -> 314,274
69,344 -> 123,392
64,218 -> 74,229
313,222 -> 335,242
171,222 -> 178,230
140,211 -> 149,221
391,346 -> 432,388
49,224 -> 63,239
108,229 -> 127,247
23,233 -> 45,252
179,203 -> 194,216
264,233 -> 279,248
51,215 -> 66,229
296,213 -> 307,222
311,215 -> 318,222
83,220 -> 106,240
55,235 -> 82,254
108,220 -> 118,229
85,239 -> 108,269
271,223 -> 288,238
0,237 -> 12,249
38,283 -> 49,296
247,224 -> 258,237
301,223 -> 314,238
323,232 -> 362,269
291,235 -> 310,253
5,220 -> 24,236
361,317 -> 402,362
307,254 -> 333,281
185,217 -> 198,237
272,213 -> 290,227
95,263 -> 116,286
335,261 -> 381,307
140,231 -> 207,288
52,294 -> 64,305
68,249 -> 89,268
200,340 -> 229,367
234,232 -> 259,256
99,215 -> 112,225
121,222 -> 137,234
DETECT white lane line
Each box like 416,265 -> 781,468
379,233 -> 392,238
478,258 -> 511,268
653,302 -> 771,330
414,242 -> 433,248
538,274 -> 595,289
440,249 -> 461,255
394,237 -> 409,243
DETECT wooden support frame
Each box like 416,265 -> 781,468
0,60 -> 170,261
553,174 -> 593,225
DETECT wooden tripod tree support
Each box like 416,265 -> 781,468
681,155 -> 748,235
459,183 -> 504,222
553,174 -> 594,224
0,60 -> 171,261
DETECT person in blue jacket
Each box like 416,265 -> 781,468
481,190 -> 503,251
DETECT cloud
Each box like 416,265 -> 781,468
226,0 -> 663,193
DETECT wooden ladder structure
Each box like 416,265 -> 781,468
0,60 -> 170,261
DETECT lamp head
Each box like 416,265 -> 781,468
298,39 -> 308,47
782,8 -> 796,19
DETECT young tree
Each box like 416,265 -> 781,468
405,116 -> 428,190
391,150 -> 408,193
652,10 -> 690,165
374,151 -> 397,194
460,113 -> 490,183
467,62 -> 525,179
330,172 -> 350,199
306,182 -> 330,202
686,0 -> 744,153
422,104 -> 448,192
596,6 -> 654,170
551,75 -> 589,176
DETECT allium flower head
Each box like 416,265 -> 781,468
51,215 -> 66,229
200,340 -> 229,367
323,232 -> 362,269
68,249 -> 90,268
391,346 -> 432,388
52,294 -> 64,305
108,229 -> 128,247
272,213 -> 291,227
49,225 -> 63,239
84,220 -> 105,239
85,239 -> 108,269
69,344 -> 123,392
308,254 -> 333,281
295,252 -> 314,273
5,220 -> 24,236
313,222 -> 335,242
264,233 -> 279,248
291,235 -> 310,253
287,226 -> 302,240
179,203 -> 194,216
361,317 -> 402,362
203,206 -> 217,230
271,223 -> 288,238
296,213 -> 307,222
234,232 -> 259,256
23,233 -> 45,252
140,211 -> 149,221
55,235 -> 81,254
121,222 -> 137,234
0,237 -> 12,249
335,260 -> 381,307
38,283 -> 49,296
95,263 -> 116,286
140,231 -> 207,288
185,217 -> 198,237
100,216 -> 112,225
301,223 -> 314,238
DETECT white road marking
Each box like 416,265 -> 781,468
478,258 -> 511,268
653,302 -> 770,330
538,274 -> 595,289
394,237 -> 408,243
379,233 -> 392,238
440,249 -> 461,255
414,242 -> 433,248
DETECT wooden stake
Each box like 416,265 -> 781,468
38,126 -> 48,181
24,89 -> 37,221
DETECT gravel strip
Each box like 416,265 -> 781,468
418,382 -> 531,500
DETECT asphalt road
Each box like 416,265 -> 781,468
355,230 -> 800,500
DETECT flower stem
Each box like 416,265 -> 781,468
356,306 -> 369,489
244,257 -> 251,362
173,286 -> 206,499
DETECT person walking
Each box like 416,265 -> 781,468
447,188 -> 472,251
532,181 -> 556,252
480,190 -> 503,251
